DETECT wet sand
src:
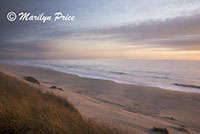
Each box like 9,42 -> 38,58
1,63 -> 200,134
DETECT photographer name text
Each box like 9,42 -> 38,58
7,12 -> 75,23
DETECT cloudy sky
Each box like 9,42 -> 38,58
0,0 -> 200,60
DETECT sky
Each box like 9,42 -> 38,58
0,0 -> 200,60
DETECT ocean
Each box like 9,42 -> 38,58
3,59 -> 200,93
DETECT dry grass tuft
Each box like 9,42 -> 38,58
152,127 -> 169,134
0,71 -> 126,134
23,76 -> 40,85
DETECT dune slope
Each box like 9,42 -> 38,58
0,72 -> 123,134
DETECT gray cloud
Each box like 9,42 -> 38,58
82,14 -> 200,51
1,0 -> 200,59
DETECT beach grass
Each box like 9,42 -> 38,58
0,71 -> 124,134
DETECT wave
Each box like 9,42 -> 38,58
109,71 -> 129,75
174,83 -> 200,90
147,75 -> 170,80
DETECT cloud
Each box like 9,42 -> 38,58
82,13 -> 200,51
1,0 -> 200,59
0,39 -> 56,59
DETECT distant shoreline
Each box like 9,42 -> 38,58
1,60 -> 200,94
0,62 -> 200,134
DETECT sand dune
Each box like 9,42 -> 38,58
0,63 -> 200,134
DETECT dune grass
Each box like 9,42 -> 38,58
0,71 -> 124,134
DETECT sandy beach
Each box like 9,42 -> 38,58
1,63 -> 200,134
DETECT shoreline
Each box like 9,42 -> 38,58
1,63 -> 200,134
2,61 -> 200,94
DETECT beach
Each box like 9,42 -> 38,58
1,63 -> 200,134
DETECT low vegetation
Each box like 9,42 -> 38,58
0,72 -> 124,134
23,76 -> 40,85
50,85 -> 64,91
152,127 -> 169,134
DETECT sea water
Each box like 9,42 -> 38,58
3,59 -> 200,93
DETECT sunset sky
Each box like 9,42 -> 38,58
0,0 -> 200,60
